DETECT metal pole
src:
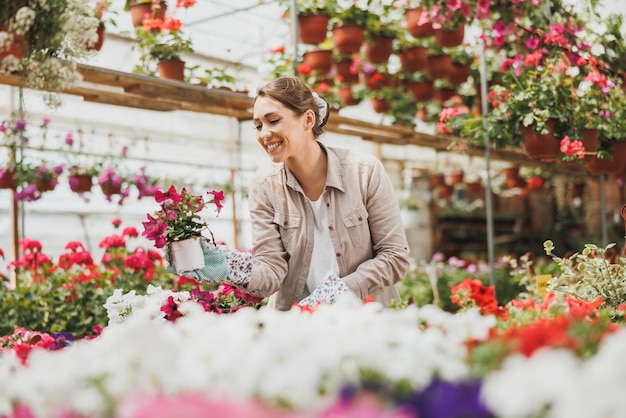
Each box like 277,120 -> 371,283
479,34 -> 496,288
290,0 -> 299,76
600,174 -> 608,245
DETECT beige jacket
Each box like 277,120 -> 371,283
244,142 -> 411,311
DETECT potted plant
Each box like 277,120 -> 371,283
124,0 -> 168,27
98,167 -> 131,203
12,161 -> 64,202
133,13 -> 194,80
278,0 -> 337,45
328,2 -> 371,55
0,1 -> 100,108
141,185 -> 225,274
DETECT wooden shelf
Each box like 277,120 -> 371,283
0,64 -> 586,172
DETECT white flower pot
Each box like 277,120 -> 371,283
170,237 -> 205,274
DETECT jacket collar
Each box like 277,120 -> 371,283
283,141 -> 345,194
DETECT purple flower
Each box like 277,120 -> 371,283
404,379 -> 492,418
65,132 -> 73,146
14,119 -> 26,131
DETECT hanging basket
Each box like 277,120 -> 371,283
302,49 -> 333,74
585,141 -> 626,176
130,1 -> 166,27
0,28 -> 27,64
297,13 -> 330,45
69,175 -> 93,193
334,59 -> 360,85
332,25 -> 364,55
364,35 -> 394,64
434,23 -> 465,48
425,54 -> 453,80
170,237 -> 205,274
398,46 -> 427,72
0,169 -> 16,190
520,119 -> 560,160
370,97 -> 389,113
87,21 -> 106,51
404,8 -> 435,38
447,61 -> 472,85
408,80 -> 434,102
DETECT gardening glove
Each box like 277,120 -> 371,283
217,245 -> 252,287
298,273 -> 350,307
165,237 -> 229,283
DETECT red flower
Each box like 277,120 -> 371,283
111,218 -> 122,228
161,296 -> 183,322
122,226 -> 139,238
208,190 -> 225,215
176,0 -> 196,7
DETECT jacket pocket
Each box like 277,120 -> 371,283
273,211 -> 302,252
342,207 -> 370,248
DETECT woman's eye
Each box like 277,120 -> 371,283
254,125 -> 261,131
270,119 -> 280,124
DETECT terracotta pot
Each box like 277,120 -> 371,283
69,175 -> 93,193
465,181 -> 482,194
0,169 -> 16,190
425,54 -> 453,80
334,59 -> 359,84
0,27 -> 27,63
100,182 -> 122,195
364,35 -> 394,64
502,166 -> 520,180
87,21 -> 106,51
586,141 -> 626,175
404,8 -> 435,38
428,173 -> 445,189
448,172 -> 464,185
158,60 -> 186,81
302,49 -> 333,75
297,13 -> 330,45
398,46 -> 427,72
364,71 -> 392,90
434,87 -> 457,103
36,179 -> 56,192
447,61 -> 472,85
434,23 -> 465,48
408,80 -> 434,102
332,25 -> 364,55
370,97 -> 389,113
337,86 -> 359,106
437,184 -> 454,199
130,1 -> 166,27
520,119 -> 560,160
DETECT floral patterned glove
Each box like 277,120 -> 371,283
165,237 -> 229,283
298,273 -> 350,307
217,245 -> 252,286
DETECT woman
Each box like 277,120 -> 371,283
169,76 -> 410,310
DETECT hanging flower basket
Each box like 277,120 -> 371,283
585,141 -> 626,176
87,21 -> 106,52
398,46 -> 427,72
434,23 -> 465,48
520,119 -> 560,160
404,8 -> 435,38
332,25 -> 364,55
129,1 -> 167,27
297,13 -> 330,45
0,168 -> 16,189
364,35 -> 394,65
302,50 -> 333,74
334,59 -> 360,85
69,174 -> 93,193
370,97 -> 389,113
408,80 -> 435,102
425,54 -> 453,80
0,28 -> 27,64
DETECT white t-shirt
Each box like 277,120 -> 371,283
306,193 -> 340,294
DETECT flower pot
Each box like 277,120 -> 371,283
0,169 -> 16,189
334,59 -> 360,85
87,21 -> 106,51
434,87 -> 457,103
585,141 -> 626,176
370,97 -> 389,113
364,35 -> 394,64
434,23 -> 465,48
426,54 -> 453,80
428,173 -> 445,189
465,181 -> 482,194
130,1 -> 166,27
158,60 -> 186,81
520,119 -> 559,160
398,46 -> 427,72
404,8 -> 435,38
408,80 -> 434,102
297,13 -> 330,45
36,179 -> 56,192
170,237 -> 205,274
448,172 -> 464,185
502,166 -> 520,180
332,25 -> 364,55
69,175 -> 93,193
581,128 -> 599,163
437,184 -> 454,199
337,86 -> 359,106
447,61 -> 472,85
0,27 -> 27,64
302,49 -> 333,74
100,182 -> 122,195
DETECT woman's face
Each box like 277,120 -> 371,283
252,96 -> 314,164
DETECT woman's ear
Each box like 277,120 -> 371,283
303,109 -> 316,130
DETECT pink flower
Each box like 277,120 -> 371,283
560,136 -> 585,159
